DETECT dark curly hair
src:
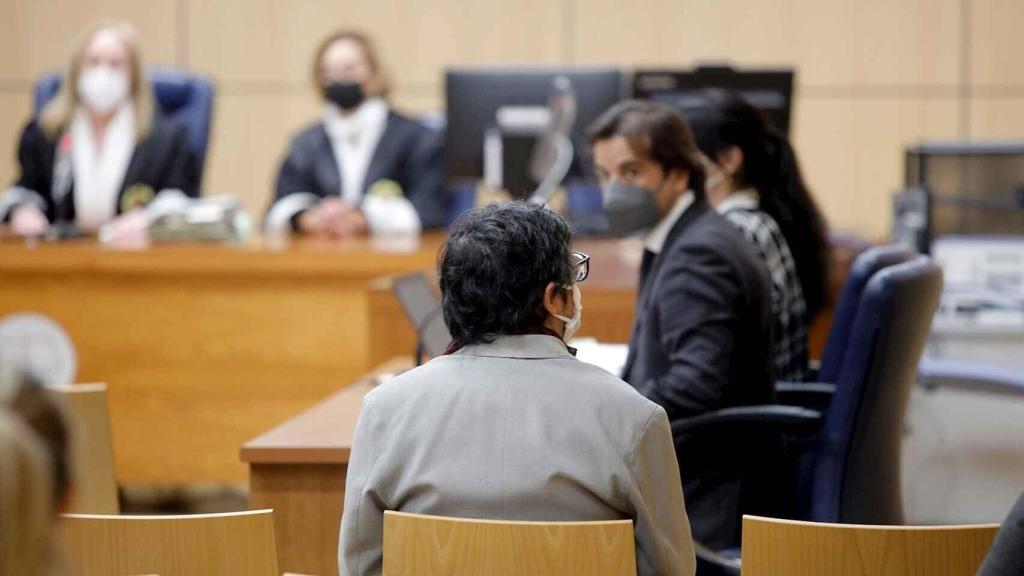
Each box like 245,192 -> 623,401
439,202 -> 575,348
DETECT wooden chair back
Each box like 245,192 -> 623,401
61,509 -> 278,576
382,511 -> 636,576
47,383 -> 118,513
742,515 -> 999,576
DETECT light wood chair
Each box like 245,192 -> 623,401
61,509 -> 278,576
741,515 -> 1000,576
382,511 -> 636,576
46,383 -> 118,514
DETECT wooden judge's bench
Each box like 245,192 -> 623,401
0,230 -> 642,486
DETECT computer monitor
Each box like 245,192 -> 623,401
632,65 -> 795,135
445,68 -> 626,196
391,273 -> 451,362
900,142 -> 1024,252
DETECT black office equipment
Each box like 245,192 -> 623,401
896,141 -> 1024,252
391,273 -> 451,364
444,68 -> 625,197
632,65 -> 795,135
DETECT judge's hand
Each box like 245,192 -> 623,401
297,198 -> 369,238
10,204 -> 49,237
98,209 -> 150,249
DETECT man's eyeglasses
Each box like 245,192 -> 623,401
571,251 -> 591,283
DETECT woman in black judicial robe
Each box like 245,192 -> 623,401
265,30 -> 447,236
1,22 -> 197,235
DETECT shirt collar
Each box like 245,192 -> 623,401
449,333 -> 576,359
323,97 -> 388,141
645,190 -> 695,254
715,188 -> 759,214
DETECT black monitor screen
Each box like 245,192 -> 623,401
444,68 -> 625,185
632,66 -> 795,135
906,142 -> 1024,244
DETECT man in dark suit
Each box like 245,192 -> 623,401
589,100 -> 776,550
265,31 -> 448,236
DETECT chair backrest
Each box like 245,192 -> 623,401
741,515 -> 998,576
382,511 -> 637,576
46,383 -> 118,514
61,509 -> 278,576
34,69 -> 216,184
817,245 -> 917,383
807,256 -> 943,524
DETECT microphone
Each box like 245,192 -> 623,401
529,76 -> 577,206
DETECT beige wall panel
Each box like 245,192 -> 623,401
570,0 -> 959,87
970,0 -> 1024,87
203,92 -> 321,217
792,96 -> 959,240
389,89 -> 443,116
0,0 -> 178,83
187,0 -> 563,89
0,92 -> 33,190
969,98 -> 1024,139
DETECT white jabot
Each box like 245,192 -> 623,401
70,103 -> 136,232
644,190 -> 695,254
715,188 -> 760,214
323,98 -> 388,204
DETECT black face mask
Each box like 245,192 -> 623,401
324,81 -> 365,110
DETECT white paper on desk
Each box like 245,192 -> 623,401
571,338 -> 629,377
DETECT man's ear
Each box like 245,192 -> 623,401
542,281 -> 568,317
667,168 -> 690,194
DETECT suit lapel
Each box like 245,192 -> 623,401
622,200 -> 710,380
636,200 -> 708,311
313,125 -> 343,198
112,141 -> 145,215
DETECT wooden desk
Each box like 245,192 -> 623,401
241,359 -> 408,576
0,234 -> 444,485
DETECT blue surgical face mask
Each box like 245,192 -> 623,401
602,181 -> 661,236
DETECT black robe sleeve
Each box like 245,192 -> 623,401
155,120 -> 199,197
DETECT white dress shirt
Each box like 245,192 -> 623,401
324,98 -> 389,204
70,104 -> 136,232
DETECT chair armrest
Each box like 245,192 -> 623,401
670,405 -> 822,436
918,357 -> 1024,399
694,541 -> 742,576
775,381 -> 837,410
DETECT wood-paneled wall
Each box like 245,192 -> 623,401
1,0 -> 1021,238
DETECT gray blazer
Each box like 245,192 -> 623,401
339,334 -> 695,576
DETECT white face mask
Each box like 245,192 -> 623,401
78,66 -> 129,114
553,284 -> 583,342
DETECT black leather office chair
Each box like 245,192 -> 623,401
680,256 -> 944,575
816,245 -> 917,383
775,244 -> 917,410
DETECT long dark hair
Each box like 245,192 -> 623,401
686,89 -> 830,316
